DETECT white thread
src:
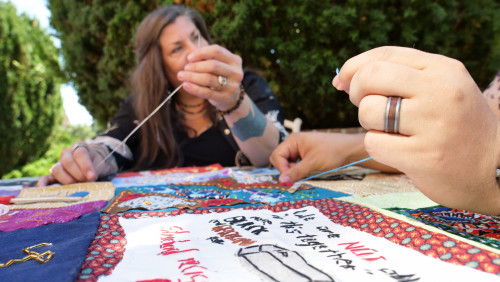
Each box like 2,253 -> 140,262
97,32 -> 204,169
97,83 -> 184,168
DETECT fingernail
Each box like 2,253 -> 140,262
182,82 -> 193,91
279,175 -> 290,183
86,171 -> 95,180
332,74 -> 341,89
177,71 -> 185,80
184,64 -> 192,71
187,53 -> 194,61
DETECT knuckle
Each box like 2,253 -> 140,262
60,148 -> 70,158
363,132 -> 378,156
50,164 -> 60,175
439,79 -> 466,104
446,57 -> 466,72
234,54 -> 242,65
357,98 -> 370,118
234,68 -> 244,82
60,155 -> 72,168
205,61 -> 218,73
375,46 -> 395,61
358,112 -> 368,129
357,62 -> 383,86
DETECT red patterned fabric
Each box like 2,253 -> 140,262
115,164 -> 224,178
77,198 -> 500,280
77,214 -> 127,281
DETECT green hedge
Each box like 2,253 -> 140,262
49,0 -> 500,129
0,2 -> 64,177
3,125 -> 96,179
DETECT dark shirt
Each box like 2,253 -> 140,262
175,125 -> 235,167
103,70 -> 286,170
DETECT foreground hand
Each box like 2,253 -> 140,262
178,44 -> 243,111
334,46 -> 500,214
36,142 -> 102,186
270,132 -> 368,183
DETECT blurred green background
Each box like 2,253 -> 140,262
2,0 -> 500,178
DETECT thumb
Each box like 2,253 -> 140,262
36,174 -> 56,187
279,159 -> 314,183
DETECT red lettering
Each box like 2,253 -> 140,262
158,226 -> 199,256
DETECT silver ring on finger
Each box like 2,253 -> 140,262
72,143 -> 89,154
217,75 -> 227,89
384,96 -> 402,134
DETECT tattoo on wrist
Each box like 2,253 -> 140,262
230,101 -> 266,141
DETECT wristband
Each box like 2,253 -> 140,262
217,85 -> 245,116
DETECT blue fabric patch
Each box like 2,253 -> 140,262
0,212 -> 100,282
111,183 -> 349,212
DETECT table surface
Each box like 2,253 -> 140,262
1,165 -> 499,281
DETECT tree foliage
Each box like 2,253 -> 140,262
3,125 -> 96,179
0,1 -> 64,177
49,0 -> 500,129
48,0 -> 158,126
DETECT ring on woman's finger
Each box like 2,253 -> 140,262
49,162 -> 60,174
384,96 -> 402,134
217,75 -> 227,89
72,143 -> 89,154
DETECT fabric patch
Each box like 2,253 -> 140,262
0,201 -> 107,232
77,214 -> 126,281
0,185 -> 22,197
112,167 -> 281,189
345,192 -> 438,210
114,164 -> 224,178
308,173 -> 418,196
102,191 -> 248,214
202,177 -> 308,192
78,199 -> 500,281
113,178 -> 347,207
389,206 -> 500,249
112,167 -> 230,188
11,182 -> 115,210
0,212 -> 100,282
91,205 -> 497,281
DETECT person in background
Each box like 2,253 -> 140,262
38,5 -> 288,186
270,46 -> 500,215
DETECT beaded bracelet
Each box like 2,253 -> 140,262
217,85 -> 246,115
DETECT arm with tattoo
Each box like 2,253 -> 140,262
223,94 -> 280,166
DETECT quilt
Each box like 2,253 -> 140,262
0,182 -> 114,232
78,199 -> 500,281
3,165 -> 500,281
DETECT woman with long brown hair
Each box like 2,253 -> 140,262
38,5 -> 287,186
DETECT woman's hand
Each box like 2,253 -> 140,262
270,132 -> 396,183
270,132 -> 365,183
177,44 -> 243,111
36,142 -> 113,186
334,46 -> 500,214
